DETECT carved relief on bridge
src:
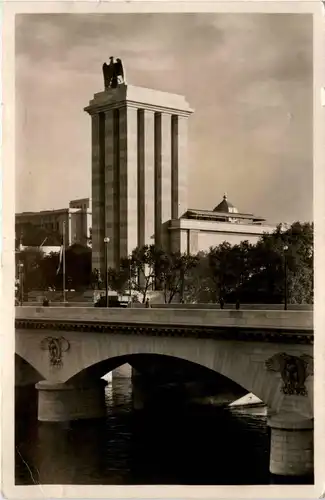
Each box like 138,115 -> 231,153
265,353 -> 313,396
40,337 -> 70,367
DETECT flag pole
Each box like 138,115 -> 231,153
63,221 -> 66,303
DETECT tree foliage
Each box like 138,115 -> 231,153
244,222 -> 314,304
156,251 -> 199,303
207,241 -> 254,300
106,263 -> 130,295
103,246 -> 200,304
16,222 -> 313,305
16,223 -> 62,247
16,247 -> 45,292
183,252 -> 214,303
127,245 -> 164,303
16,244 -> 92,292
183,222 -> 313,305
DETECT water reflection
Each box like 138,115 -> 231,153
15,378 -> 310,485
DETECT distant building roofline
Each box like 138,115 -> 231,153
17,208 -> 69,216
183,208 -> 266,223
16,207 -> 91,217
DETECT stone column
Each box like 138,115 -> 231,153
103,109 -> 117,269
91,112 -> 105,274
154,113 -> 172,250
171,115 -> 188,220
160,114 -> 172,249
36,380 -> 107,422
268,413 -> 313,477
137,109 -> 155,247
119,106 -> 138,258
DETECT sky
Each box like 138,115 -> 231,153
15,13 -> 313,224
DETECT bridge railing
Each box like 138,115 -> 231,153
20,301 -> 313,311
15,306 -> 313,331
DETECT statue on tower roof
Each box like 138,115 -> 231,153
102,56 -> 125,90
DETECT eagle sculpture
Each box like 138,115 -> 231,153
265,352 -> 313,396
102,56 -> 125,90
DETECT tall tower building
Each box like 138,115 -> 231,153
84,80 -> 193,275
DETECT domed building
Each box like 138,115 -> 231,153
213,193 -> 238,214
169,193 -> 276,254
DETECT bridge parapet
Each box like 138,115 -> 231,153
15,305 -> 314,477
16,306 -> 313,331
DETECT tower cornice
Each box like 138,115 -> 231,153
84,84 -> 194,117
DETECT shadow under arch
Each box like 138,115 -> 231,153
15,353 -> 44,386
15,354 -> 44,422
67,353 -> 257,405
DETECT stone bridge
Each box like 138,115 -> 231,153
15,307 -> 314,478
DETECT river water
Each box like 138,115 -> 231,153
15,378 -> 312,486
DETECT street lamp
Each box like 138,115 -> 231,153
18,262 -> 24,306
283,245 -> 288,311
104,237 -> 110,308
129,257 -> 133,308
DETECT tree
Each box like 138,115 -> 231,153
103,247 -> 199,303
123,245 -> 164,303
183,222 -> 313,305
278,222 -> 313,304
183,252 -> 215,303
16,223 -> 62,247
53,244 -> 92,290
156,252 -> 199,303
91,268 -> 103,290
106,264 -> 130,295
38,252 -> 59,290
206,241 -> 254,303
65,244 -> 92,290
208,242 -> 236,301
16,247 -> 45,291
228,241 -> 255,299
16,243 -> 93,292
231,222 -> 313,304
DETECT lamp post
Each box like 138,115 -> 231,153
283,244 -> 288,310
104,237 -> 110,308
18,262 -> 24,306
129,257 -> 132,308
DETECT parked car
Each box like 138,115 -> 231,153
94,295 -> 127,308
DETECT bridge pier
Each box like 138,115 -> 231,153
35,379 -> 107,422
131,368 -> 148,410
268,413 -> 313,477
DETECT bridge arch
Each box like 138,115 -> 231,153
56,335 -> 282,411
68,353 -> 248,403
15,328 -> 314,420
